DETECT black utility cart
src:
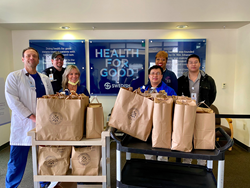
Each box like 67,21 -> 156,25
111,127 -> 233,188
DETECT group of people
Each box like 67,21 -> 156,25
143,51 -> 216,165
42,51 -> 90,97
4,47 -> 216,188
4,47 -> 90,188
144,51 -> 216,107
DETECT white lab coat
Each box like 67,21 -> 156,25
5,68 -> 53,146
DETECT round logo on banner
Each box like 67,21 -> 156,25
128,108 -> 140,120
78,153 -> 91,165
45,156 -> 58,167
104,82 -> 111,90
49,112 -> 63,125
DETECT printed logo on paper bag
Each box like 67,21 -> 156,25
57,147 -> 65,154
78,153 -> 91,165
45,156 -> 58,167
128,108 -> 140,120
49,112 -> 63,125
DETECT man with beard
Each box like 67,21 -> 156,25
5,47 -> 53,187
42,51 -> 65,93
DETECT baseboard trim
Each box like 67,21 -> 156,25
234,138 -> 250,152
0,142 -> 9,151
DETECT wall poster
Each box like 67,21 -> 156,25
29,40 -> 86,85
149,39 -> 206,78
89,40 -> 145,95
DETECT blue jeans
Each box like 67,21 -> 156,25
6,145 -> 30,188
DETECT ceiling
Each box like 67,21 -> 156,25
1,0 -> 250,31
0,21 -> 249,31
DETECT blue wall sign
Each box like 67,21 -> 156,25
89,40 -> 145,95
149,39 -> 206,78
29,40 -> 86,85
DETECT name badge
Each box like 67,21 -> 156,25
29,81 -> 35,88
49,73 -> 54,81
191,93 -> 197,101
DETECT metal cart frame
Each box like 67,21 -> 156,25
28,127 -> 111,188
111,127 -> 233,188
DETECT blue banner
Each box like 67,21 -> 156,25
89,40 -> 145,95
149,39 -> 206,78
29,40 -> 86,85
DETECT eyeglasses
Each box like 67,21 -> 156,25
188,61 -> 199,65
150,72 -> 161,76
54,58 -> 64,61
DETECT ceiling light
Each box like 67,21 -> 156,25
176,25 -> 188,29
62,34 -> 75,39
60,26 -> 70,30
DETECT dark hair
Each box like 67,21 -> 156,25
186,54 -> 200,64
22,47 -> 39,59
148,65 -> 163,75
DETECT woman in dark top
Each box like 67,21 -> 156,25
60,65 -> 90,97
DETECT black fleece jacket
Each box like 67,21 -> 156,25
177,70 -> 217,107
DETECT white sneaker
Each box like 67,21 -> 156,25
182,158 -> 192,164
197,159 -> 206,166
144,154 -> 156,160
157,156 -> 168,162
48,182 -> 58,188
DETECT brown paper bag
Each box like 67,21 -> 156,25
38,146 -> 71,175
71,146 -> 101,175
86,97 -> 104,139
171,99 -> 197,152
108,88 -> 154,141
196,107 -> 213,113
152,97 -> 173,149
36,97 -> 89,141
194,104 -> 215,150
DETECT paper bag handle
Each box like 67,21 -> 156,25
197,101 -> 211,109
90,96 -> 100,103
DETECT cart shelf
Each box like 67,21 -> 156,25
28,127 -> 111,188
111,127 -> 233,188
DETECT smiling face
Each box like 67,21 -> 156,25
22,49 -> 39,70
155,56 -> 167,70
148,68 -> 163,87
67,68 -> 80,84
51,55 -> 64,71
187,57 -> 201,73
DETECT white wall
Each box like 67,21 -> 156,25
11,29 -> 237,126
4,27 -> 250,147
234,23 -> 250,146
0,26 -> 12,146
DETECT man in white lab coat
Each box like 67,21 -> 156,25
5,47 -> 53,188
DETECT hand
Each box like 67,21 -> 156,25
29,114 -> 36,123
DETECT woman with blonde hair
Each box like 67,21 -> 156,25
60,65 -> 89,97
